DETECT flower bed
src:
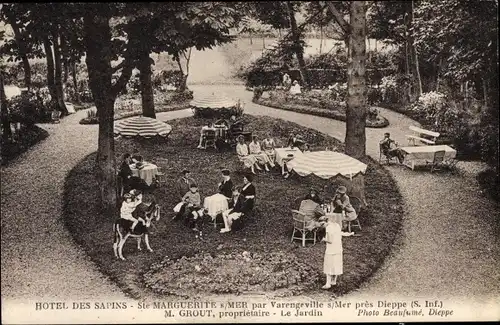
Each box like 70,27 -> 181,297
144,251 -> 321,297
254,90 -> 389,128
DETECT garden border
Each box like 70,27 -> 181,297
254,97 -> 390,128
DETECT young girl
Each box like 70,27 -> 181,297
322,214 -> 354,289
181,183 -> 205,231
120,192 -> 145,231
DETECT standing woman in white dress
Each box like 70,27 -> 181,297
236,135 -> 261,174
321,213 -> 354,289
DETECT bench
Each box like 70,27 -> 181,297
406,125 -> 440,146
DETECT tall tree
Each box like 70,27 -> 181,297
327,1 -> 368,159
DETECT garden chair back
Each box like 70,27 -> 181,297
426,150 -> 446,173
204,129 -> 217,150
51,110 -> 62,123
345,196 -> 362,233
291,209 -> 318,247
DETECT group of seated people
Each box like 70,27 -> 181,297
197,115 -> 245,149
236,134 -> 277,174
297,186 -> 357,233
118,150 -> 148,193
171,168 -> 256,234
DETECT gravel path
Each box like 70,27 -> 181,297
0,111 -> 130,303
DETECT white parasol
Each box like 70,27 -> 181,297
190,92 -> 238,109
114,116 -> 172,138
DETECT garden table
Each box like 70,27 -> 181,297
400,145 -> 457,170
274,147 -> 303,175
203,194 -> 229,219
130,163 -> 158,186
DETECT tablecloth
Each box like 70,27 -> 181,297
130,163 -> 158,186
203,193 -> 229,218
400,145 -> 457,161
274,147 -> 303,167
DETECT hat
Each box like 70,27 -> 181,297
237,135 -> 245,141
190,183 -> 198,188
221,168 -> 230,176
182,169 -> 190,174
244,174 -> 254,182
123,193 -> 133,199
336,186 -> 347,194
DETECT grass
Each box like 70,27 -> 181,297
63,115 -> 404,300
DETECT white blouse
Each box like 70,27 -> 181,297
249,141 -> 262,154
236,143 -> 249,157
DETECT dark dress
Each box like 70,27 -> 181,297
240,183 -> 256,212
218,179 -> 234,198
119,160 -> 133,191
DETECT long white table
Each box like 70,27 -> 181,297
400,145 -> 457,170
274,147 -> 303,175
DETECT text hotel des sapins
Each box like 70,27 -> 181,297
33,299 -> 455,321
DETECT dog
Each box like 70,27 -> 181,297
113,202 -> 160,260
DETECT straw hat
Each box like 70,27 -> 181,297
336,186 -> 347,194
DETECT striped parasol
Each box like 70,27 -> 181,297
190,92 -> 238,109
286,151 -> 367,180
114,116 -> 172,138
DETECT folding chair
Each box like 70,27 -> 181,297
155,167 -> 167,187
291,209 -> 319,247
379,143 -> 398,165
425,150 -> 446,173
51,110 -> 62,124
345,196 -> 363,233
203,129 -> 217,150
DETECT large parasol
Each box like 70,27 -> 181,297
287,151 -> 367,179
114,116 -> 172,138
190,92 -> 238,109
287,151 -> 368,205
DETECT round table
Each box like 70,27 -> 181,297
130,163 -> 158,186
203,193 -> 229,219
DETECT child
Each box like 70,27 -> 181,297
181,183 -> 205,231
120,192 -> 145,231
321,214 -> 354,289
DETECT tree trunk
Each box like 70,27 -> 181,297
4,9 -> 32,90
175,55 -> 187,92
286,1 -> 309,89
345,1 -> 367,160
83,13 -> 118,217
404,12 -> 412,102
138,50 -> 155,118
436,57 -> 442,92
71,61 -> 79,102
319,25 -> 323,54
1,72 -> 12,141
483,79 -> 488,106
43,37 -> 57,102
411,1 -> 423,97
53,31 -> 68,115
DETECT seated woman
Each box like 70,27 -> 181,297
305,188 -> 323,204
261,133 -> 277,163
332,186 -> 357,223
118,153 -> 133,194
289,80 -> 302,95
220,174 -> 256,233
249,135 -> 275,171
298,197 -> 326,231
236,135 -> 262,174
380,132 -> 405,163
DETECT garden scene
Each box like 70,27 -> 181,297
1,1 -> 499,322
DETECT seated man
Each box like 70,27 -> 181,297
229,115 -> 244,137
173,169 -> 196,220
131,149 -> 143,163
287,132 -> 306,149
298,198 -> 326,231
380,132 -> 405,163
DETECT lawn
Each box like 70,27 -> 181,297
63,115 -> 404,300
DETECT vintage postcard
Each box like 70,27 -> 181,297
1,1 -> 499,324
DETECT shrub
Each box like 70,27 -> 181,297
192,101 -> 244,120
7,91 -> 49,125
79,109 -> 99,125
252,86 -> 264,101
